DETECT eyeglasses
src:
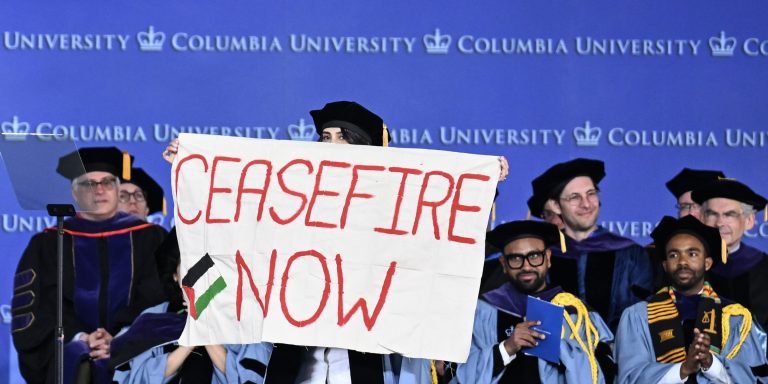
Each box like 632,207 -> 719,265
119,190 -> 146,203
675,203 -> 700,214
76,177 -> 118,191
703,209 -> 743,222
559,189 -> 600,206
504,250 -> 546,269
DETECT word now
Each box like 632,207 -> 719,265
175,154 -> 491,244
234,248 -> 397,331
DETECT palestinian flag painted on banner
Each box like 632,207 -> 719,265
181,253 -> 227,320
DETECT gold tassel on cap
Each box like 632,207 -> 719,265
526,208 -> 531,220
162,198 -> 168,216
559,230 -> 567,253
721,238 -> 728,264
382,123 -> 389,147
763,205 -> 767,222
122,151 -> 131,180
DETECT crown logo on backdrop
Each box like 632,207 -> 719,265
137,26 -> 166,52
287,118 -> 316,141
423,28 -> 451,54
708,31 -> 736,57
573,121 -> 601,147
1,116 -> 31,141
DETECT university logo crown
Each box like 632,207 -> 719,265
708,31 -> 736,57
1,116 -> 31,141
423,28 -> 451,54
573,121 -> 601,147
287,118 -> 316,141
137,26 -> 166,52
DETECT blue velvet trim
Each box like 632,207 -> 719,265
12,291 -> 34,310
13,269 -> 35,291
11,313 -> 33,332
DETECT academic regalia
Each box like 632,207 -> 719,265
261,345 -> 432,383
708,243 -> 768,331
310,101 -> 389,146
11,212 -> 167,384
452,283 -> 615,384
548,226 -> 653,331
111,302 -> 240,384
665,168 -> 726,200
615,286 -> 768,383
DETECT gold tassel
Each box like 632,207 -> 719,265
552,292 -> 600,384
722,303 -> 752,359
382,123 -> 389,147
526,208 -> 531,220
491,202 -> 496,225
122,151 -> 131,180
764,205 -> 767,222
559,230 -> 567,253
722,238 -> 728,264
162,198 -> 167,216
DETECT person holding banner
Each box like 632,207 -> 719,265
11,147 -> 167,384
451,220 -> 615,383
614,215 -> 768,383
691,178 -> 768,331
163,101 -> 474,383
263,101 -> 434,383
111,228 -> 271,383
118,167 -> 166,222
532,158 -> 653,331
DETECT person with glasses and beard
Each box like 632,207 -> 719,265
449,220 -> 615,384
11,147 -> 167,384
615,215 -> 768,383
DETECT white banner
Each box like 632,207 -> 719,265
173,133 -> 498,362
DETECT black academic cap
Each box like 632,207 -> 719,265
528,169 -> 557,218
310,101 -> 389,147
487,220 -> 563,252
533,158 -> 605,199
123,168 -> 165,215
651,215 -> 726,265
57,147 -> 133,180
691,179 -> 767,212
665,168 -> 725,199
526,194 -> 547,219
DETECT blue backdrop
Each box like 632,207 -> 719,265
2,1 -> 767,381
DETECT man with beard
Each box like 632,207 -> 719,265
665,168 -> 725,221
649,168 -> 726,290
615,215 -> 768,383
534,158 -> 653,331
691,178 -> 768,331
451,220 -> 615,384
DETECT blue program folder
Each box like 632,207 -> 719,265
522,295 -> 564,364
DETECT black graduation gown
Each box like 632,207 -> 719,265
11,212 -> 166,384
708,243 -> 768,330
